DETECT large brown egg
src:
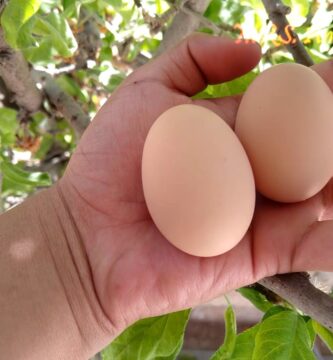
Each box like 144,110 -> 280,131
235,63 -> 333,203
142,104 -> 255,257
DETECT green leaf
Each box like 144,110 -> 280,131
56,75 -> 89,103
252,311 -> 316,359
210,310 -> 315,360
0,108 -> 18,146
99,46 -> 113,62
141,38 -> 160,53
117,2 -> 135,23
2,160 -> 51,187
304,318 -> 316,349
237,288 -> 273,313
62,0 -> 82,18
106,73 -> 126,92
308,48 -> 329,64
23,39 -> 54,64
194,71 -> 258,99
101,310 -> 191,360
262,306 -> 288,321
1,0 -> 41,48
40,0 -> 61,13
312,320 -> 333,352
2,160 -> 51,195
211,324 -> 261,360
254,12 -> 262,32
292,0 -> 309,17
16,16 -> 37,49
228,324 -> 260,359
34,134 -> 53,160
241,0 -> 264,10
204,0 -> 223,23
155,0 -> 162,14
16,9 -> 77,62
210,305 -> 237,360
104,0 -> 123,8
34,12 -> 77,57
17,16 -> 54,63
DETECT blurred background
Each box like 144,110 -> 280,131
0,0 -> 333,359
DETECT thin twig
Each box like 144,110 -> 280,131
259,273 -> 333,330
180,3 -> 240,35
156,0 -> 212,54
0,0 -> 7,14
156,0 -> 241,54
142,6 -> 179,34
262,0 -> 314,66
32,70 -> 90,139
299,0 -> 319,28
75,7 -> 102,69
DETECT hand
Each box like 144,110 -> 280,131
59,33 -> 333,335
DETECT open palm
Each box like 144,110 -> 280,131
59,34 -> 333,334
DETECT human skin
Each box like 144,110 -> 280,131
2,33 -> 333,359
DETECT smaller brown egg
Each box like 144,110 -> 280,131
142,104 -> 255,257
236,63 -> 333,203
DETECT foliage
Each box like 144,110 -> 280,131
236,287 -> 273,312
210,305 -> 237,360
312,320 -> 333,352
211,307 -> 316,360
1,0 -> 333,357
101,310 -> 191,359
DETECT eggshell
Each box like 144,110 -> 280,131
142,104 -> 255,257
235,63 -> 333,203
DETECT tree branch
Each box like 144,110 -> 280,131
299,0 -> 319,29
262,0 -> 314,66
259,273 -> 333,330
32,70 -> 90,138
156,0 -> 212,54
0,29 -> 42,112
180,3 -> 239,35
0,24 -> 89,138
75,7 -> 101,69
142,6 -> 179,35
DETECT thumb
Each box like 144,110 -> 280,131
127,33 -> 261,96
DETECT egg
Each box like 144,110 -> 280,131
235,63 -> 333,203
142,104 -> 255,257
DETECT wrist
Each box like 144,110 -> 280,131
0,184 -> 114,359
42,184 -> 115,353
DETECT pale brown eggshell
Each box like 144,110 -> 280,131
236,63 -> 333,203
142,104 -> 255,257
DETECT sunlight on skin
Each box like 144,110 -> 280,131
9,238 -> 35,261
